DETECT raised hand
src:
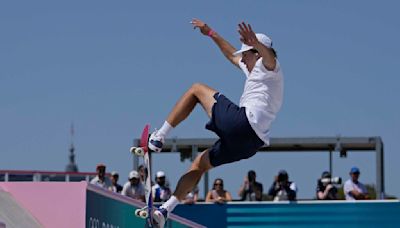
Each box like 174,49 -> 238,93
238,22 -> 258,47
190,18 -> 212,36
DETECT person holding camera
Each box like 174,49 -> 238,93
344,167 -> 369,200
238,170 -> 264,201
316,171 -> 340,200
268,170 -> 297,201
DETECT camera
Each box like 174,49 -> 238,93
321,177 -> 342,185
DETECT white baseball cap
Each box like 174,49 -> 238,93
129,170 -> 139,179
233,33 -> 272,56
156,171 -> 165,178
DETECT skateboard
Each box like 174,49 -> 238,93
130,124 -> 156,227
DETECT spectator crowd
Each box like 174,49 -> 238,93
90,163 -> 370,203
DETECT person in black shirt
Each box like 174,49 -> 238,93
109,171 -> 123,193
238,170 -> 263,201
316,171 -> 338,200
268,170 -> 297,201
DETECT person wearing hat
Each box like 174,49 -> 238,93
343,167 -> 369,200
90,163 -> 111,189
268,170 -> 297,201
149,18 -> 283,227
316,171 -> 338,200
109,171 -> 123,193
122,170 -> 145,202
152,171 -> 172,203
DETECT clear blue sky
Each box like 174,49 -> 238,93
1,0 -> 399,199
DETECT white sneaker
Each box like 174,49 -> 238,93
153,207 -> 169,228
148,130 -> 164,152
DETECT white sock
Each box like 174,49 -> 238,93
160,195 -> 180,212
157,121 -> 173,138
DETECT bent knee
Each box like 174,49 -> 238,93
190,83 -> 206,93
190,83 -> 217,99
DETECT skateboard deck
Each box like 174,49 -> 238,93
130,124 -> 156,227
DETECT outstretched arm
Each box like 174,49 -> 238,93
238,22 -> 276,71
191,18 -> 241,67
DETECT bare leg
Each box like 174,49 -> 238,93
173,150 -> 213,200
167,83 -> 217,127
154,151 -> 213,224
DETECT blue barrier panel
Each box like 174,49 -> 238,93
174,203 -> 227,227
174,201 -> 400,228
86,185 -> 205,228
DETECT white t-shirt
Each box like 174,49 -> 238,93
122,182 -> 145,200
238,58 -> 284,145
151,184 -> 172,202
344,179 -> 368,200
90,176 -> 111,189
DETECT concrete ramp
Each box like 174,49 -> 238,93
0,189 -> 42,228
0,182 -> 204,228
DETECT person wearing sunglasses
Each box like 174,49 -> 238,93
206,178 -> 232,204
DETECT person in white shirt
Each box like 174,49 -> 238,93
152,171 -> 172,202
344,167 -> 369,200
90,163 -> 111,189
122,170 -> 145,202
147,18 -> 284,227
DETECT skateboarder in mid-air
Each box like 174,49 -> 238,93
149,18 -> 284,227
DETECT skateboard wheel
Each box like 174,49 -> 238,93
134,209 -> 142,217
130,147 -> 137,154
139,210 -> 148,218
135,148 -> 145,156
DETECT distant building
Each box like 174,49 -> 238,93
65,143 -> 78,172
65,123 -> 79,172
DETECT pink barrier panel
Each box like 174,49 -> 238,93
0,182 -> 87,228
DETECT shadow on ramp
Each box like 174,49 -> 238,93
0,189 -> 42,228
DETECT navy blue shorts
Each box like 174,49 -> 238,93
205,93 -> 264,167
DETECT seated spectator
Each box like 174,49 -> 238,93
90,163 -> 111,189
122,170 -> 145,201
316,171 -> 339,200
109,171 -> 123,193
182,186 -> 199,205
206,178 -> 232,204
344,167 -> 369,200
152,171 -> 172,202
268,170 -> 297,201
138,164 -> 147,185
238,170 -> 263,201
